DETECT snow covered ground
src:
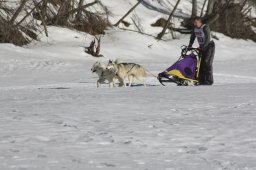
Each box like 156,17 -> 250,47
1,0 -> 256,169
1,83 -> 256,170
1,26 -> 256,170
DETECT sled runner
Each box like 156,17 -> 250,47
158,45 -> 202,86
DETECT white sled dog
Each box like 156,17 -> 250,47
106,59 -> 147,87
91,61 -> 116,88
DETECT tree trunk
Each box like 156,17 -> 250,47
200,0 -> 207,17
114,0 -> 143,27
156,0 -> 181,40
206,0 -> 217,15
54,0 -> 72,25
191,0 -> 197,17
41,0 -> 48,21
75,0 -> 84,21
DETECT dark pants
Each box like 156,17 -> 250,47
198,41 -> 215,85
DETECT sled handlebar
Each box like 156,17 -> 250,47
181,45 -> 200,51
181,45 -> 200,57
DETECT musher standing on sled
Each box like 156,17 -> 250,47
188,17 -> 215,85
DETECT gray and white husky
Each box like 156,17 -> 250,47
91,61 -> 116,88
106,59 -> 147,87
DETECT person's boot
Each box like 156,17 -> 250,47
202,81 -> 213,85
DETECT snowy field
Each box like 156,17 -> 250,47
1,83 -> 256,170
1,26 -> 256,170
1,0 -> 256,169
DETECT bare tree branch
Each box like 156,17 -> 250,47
157,0 -> 181,40
33,0 -> 48,37
114,0 -> 143,27
15,0 -> 43,26
66,0 -> 99,16
9,0 -> 27,24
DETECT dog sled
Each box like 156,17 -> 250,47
157,45 -> 202,86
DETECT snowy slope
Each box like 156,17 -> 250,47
0,0 -> 256,170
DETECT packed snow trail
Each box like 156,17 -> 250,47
0,84 -> 256,170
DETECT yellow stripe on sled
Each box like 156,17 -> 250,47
167,69 -> 198,83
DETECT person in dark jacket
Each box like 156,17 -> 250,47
189,17 -> 215,85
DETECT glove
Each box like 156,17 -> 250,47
197,48 -> 203,52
